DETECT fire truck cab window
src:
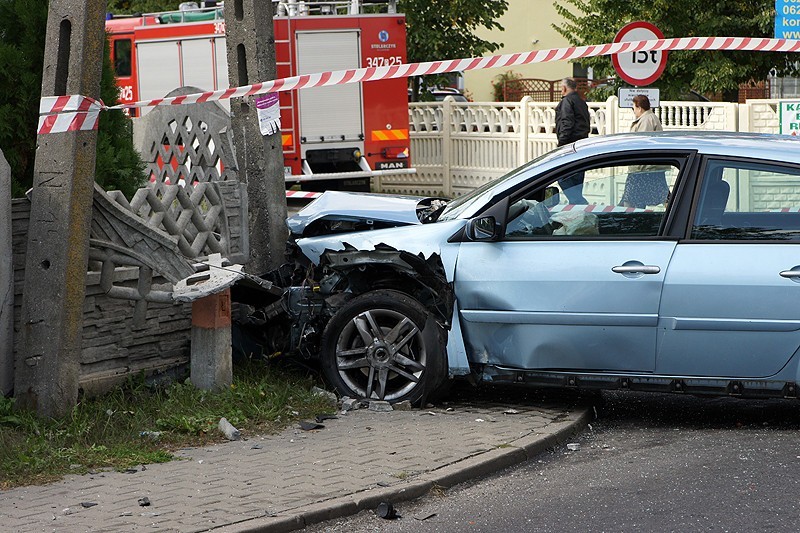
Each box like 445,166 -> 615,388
114,39 -> 132,77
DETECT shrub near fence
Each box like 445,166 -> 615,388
386,96 -> 773,198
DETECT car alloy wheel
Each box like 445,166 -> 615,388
321,290 -> 445,404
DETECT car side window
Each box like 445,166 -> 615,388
504,161 -> 681,239
691,159 -> 800,241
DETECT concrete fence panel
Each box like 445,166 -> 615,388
404,97 -> 758,198
740,99 -> 780,134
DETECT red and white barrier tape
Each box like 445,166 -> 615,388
39,36 -> 800,133
110,36 -> 800,111
38,95 -> 103,135
285,190 -> 322,199
550,204 -> 653,213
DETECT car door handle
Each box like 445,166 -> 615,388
612,265 -> 661,275
779,270 -> 800,278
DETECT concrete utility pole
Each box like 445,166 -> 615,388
1,153 -> 13,397
224,0 -> 288,275
16,0 -> 106,417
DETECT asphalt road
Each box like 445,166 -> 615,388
309,390 -> 800,532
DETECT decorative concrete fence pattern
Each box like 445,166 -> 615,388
5,97 -> 247,398
738,99 -> 779,134
393,96 -> 776,198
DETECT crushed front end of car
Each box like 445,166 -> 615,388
231,191 -> 457,404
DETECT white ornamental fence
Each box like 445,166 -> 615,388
375,96 -> 781,197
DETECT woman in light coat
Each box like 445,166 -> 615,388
630,94 -> 663,132
621,95 -> 669,207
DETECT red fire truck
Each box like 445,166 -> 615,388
106,0 -> 412,191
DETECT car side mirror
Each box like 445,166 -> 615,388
466,216 -> 499,241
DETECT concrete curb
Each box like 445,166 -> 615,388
218,407 -> 592,532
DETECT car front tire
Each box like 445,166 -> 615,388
320,290 -> 447,405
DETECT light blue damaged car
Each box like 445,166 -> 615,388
247,132 -> 800,404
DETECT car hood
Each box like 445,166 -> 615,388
296,218 -> 466,271
286,191 -> 447,237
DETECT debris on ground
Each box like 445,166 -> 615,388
414,512 -> 437,521
504,408 -> 521,415
566,443 -> 581,451
393,400 -> 413,411
218,418 -> 241,441
80,502 -> 97,508
376,502 -> 399,519
299,420 -> 325,431
341,397 -> 361,412
140,431 -> 161,440
138,497 -> 151,507
315,413 -> 338,423
311,386 -> 338,404
368,401 -> 393,412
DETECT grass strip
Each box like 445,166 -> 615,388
0,363 -> 334,489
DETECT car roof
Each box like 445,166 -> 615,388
572,131 -> 800,164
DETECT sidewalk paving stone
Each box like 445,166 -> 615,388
1,391 -> 590,532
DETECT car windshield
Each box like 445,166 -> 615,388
437,145 -> 576,221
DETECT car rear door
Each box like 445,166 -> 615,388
657,157 -> 800,378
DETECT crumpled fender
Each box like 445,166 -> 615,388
296,219 -> 471,376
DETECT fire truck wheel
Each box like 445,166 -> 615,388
320,290 -> 447,406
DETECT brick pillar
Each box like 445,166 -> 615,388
16,0 -> 106,417
190,289 -> 233,391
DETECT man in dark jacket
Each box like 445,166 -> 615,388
555,78 -> 591,203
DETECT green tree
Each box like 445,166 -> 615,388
554,0 -> 798,101
96,36 -> 146,198
107,0 -> 180,14
398,0 -> 509,100
0,0 -> 144,198
0,0 -> 46,197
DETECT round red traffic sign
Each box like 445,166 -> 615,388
612,21 -> 668,86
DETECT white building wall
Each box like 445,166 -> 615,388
461,0 -> 572,101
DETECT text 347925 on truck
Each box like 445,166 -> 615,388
237,132 -> 800,404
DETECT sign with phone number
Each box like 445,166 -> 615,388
775,0 -> 800,39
